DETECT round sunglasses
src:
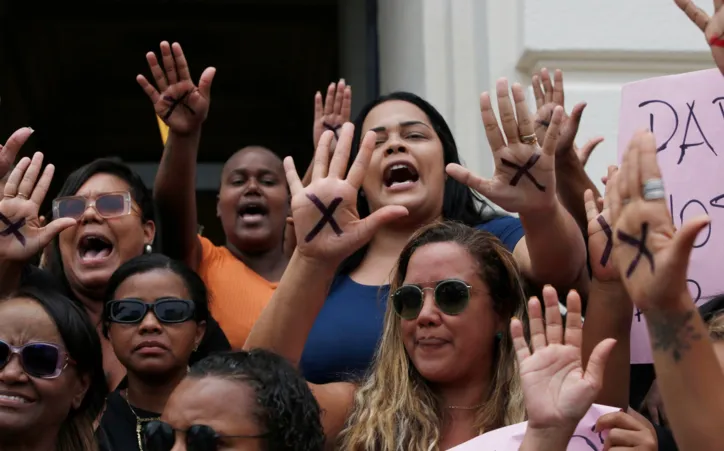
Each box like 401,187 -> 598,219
106,298 -> 196,324
0,340 -> 75,379
143,420 -> 268,451
392,279 -> 472,320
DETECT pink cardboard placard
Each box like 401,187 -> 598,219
450,404 -> 619,450
617,68 -> 724,364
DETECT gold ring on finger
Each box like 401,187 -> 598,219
520,134 -> 537,145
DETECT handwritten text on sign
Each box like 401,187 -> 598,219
617,69 -> 724,364
449,404 -> 618,450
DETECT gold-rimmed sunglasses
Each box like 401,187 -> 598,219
52,191 -> 140,220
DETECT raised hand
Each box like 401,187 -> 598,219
532,68 -> 604,167
0,128 -> 34,181
0,153 -> 76,262
584,165 -> 619,281
676,0 -> 724,76
313,79 -> 352,151
609,130 -> 709,311
513,286 -> 615,430
447,79 -> 563,214
136,41 -> 216,135
285,123 -> 407,264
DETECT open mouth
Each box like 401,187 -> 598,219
383,163 -> 420,187
77,235 -> 114,262
238,203 -> 269,222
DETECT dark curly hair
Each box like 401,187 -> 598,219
188,350 -> 325,451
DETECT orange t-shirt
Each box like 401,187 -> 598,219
197,236 -> 278,349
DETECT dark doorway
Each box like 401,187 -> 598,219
0,0 -> 358,245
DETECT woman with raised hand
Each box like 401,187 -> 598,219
0,152 -> 230,390
514,286 -> 614,450
145,41 -> 291,349
97,254 -> 207,451
0,286 -> 107,451
247,121 -> 555,449
296,81 -> 588,384
609,129 -> 722,450
530,68 -> 604,232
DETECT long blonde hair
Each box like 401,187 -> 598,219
337,221 -> 528,450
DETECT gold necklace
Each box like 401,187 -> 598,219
123,389 -> 161,451
446,403 -> 484,410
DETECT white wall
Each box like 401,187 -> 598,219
377,0 -> 716,194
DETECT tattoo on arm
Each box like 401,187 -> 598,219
305,193 -> 343,242
162,90 -> 196,120
500,153 -> 546,192
647,309 -> 702,362
616,222 -> 654,277
596,215 -> 613,267
323,123 -> 342,140
0,213 -> 26,246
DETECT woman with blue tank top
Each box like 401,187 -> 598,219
299,84 -> 588,383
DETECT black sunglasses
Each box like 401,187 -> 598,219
107,298 -> 196,324
0,340 -> 75,379
143,420 -> 267,451
392,279 -> 472,320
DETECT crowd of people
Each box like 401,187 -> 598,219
0,1 -> 723,450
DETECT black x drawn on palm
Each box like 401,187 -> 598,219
162,90 -> 196,121
0,213 -> 26,246
501,153 -> 546,192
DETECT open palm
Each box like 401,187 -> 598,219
0,153 -> 76,262
312,79 -> 352,151
286,123 -> 407,265
532,69 -> 604,166
513,286 -> 615,429
136,41 -> 215,135
447,79 -> 563,214
609,131 -> 708,311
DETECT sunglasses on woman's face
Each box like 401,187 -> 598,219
52,191 -> 138,220
392,279 -> 472,320
107,299 -> 196,325
0,340 -> 75,379
143,420 -> 268,451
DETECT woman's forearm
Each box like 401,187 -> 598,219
555,150 -> 601,232
153,130 -> 202,268
582,279 -> 632,409
645,292 -> 724,451
518,201 -> 588,290
244,251 -> 336,368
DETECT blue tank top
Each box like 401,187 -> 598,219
300,216 -> 525,383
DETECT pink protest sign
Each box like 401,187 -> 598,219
449,404 -> 619,450
617,68 -> 724,364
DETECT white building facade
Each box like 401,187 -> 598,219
367,0 -> 715,193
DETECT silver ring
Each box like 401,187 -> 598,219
643,178 -> 666,201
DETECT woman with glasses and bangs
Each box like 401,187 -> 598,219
0,286 -> 107,451
96,254 -> 207,451
0,146 -> 230,391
